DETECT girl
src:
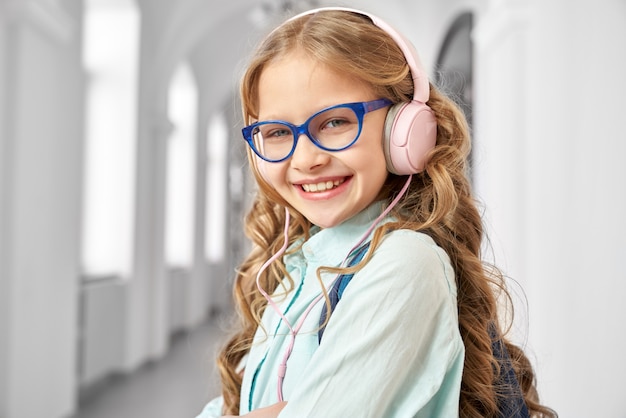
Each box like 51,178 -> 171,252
197,7 -> 556,418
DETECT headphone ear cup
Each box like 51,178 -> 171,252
383,101 -> 437,175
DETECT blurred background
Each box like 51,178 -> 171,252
0,0 -> 624,417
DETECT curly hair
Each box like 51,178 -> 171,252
217,9 -> 556,417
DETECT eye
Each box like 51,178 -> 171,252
258,123 -> 292,141
314,107 -> 358,133
266,128 -> 291,138
323,118 -> 349,129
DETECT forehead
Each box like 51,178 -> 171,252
257,52 -> 374,121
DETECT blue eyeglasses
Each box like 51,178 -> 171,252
242,98 -> 393,162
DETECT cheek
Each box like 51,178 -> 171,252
260,161 -> 288,189
353,140 -> 387,172
256,162 -> 292,205
354,141 -> 389,192
256,157 -> 269,182
368,156 -> 390,189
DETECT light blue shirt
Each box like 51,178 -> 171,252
196,203 -> 464,417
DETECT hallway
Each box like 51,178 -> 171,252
2,1 -> 625,417
71,319 -> 226,418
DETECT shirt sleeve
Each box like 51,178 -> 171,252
194,396 -> 223,418
277,230 -> 464,418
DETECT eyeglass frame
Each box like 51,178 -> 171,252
241,98 -> 393,163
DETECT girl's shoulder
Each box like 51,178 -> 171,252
377,228 -> 449,263
365,228 -> 456,295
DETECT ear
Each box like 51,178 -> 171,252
383,101 -> 437,175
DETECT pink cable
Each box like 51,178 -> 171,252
255,175 -> 413,401
255,209 -> 292,331
253,208 -> 302,401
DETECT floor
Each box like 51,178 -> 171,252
70,319 -> 228,418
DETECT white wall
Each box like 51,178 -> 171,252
0,0 -> 10,413
527,2 -> 626,416
0,1 -> 84,417
473,1 -> 626,416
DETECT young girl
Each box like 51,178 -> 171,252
197,7 -> 556,418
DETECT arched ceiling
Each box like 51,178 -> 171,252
135,0 -> 479,124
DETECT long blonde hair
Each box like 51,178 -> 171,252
217,10 -> 556,417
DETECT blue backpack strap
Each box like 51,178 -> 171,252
490,324 -> 530,418
318,241 -> 371,343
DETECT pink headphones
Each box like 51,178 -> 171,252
255,7 -> 437,178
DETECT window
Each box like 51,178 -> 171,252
165,63 -> 198,268
205,112 -> 228,263
81,0 -> 139,277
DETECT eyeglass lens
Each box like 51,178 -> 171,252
251,106 -> 360,161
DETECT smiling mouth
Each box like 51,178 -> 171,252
300,178 -> 346,193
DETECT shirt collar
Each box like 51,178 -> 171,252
299,201 -> 387,268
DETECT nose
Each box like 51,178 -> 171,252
290,133 -> 331,172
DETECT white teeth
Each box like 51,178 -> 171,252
301,179 -> 344,193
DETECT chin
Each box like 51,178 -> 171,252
307,213 -> 348,229
312,221 -> 338,229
